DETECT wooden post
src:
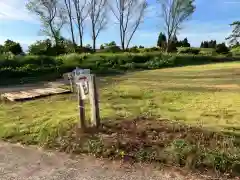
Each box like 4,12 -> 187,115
89,74 -> 100,128
68,74 -> 74,92
77,85 -> 86,130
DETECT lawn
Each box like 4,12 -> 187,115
0,61 -> 240,144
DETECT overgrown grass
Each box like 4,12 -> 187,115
0,62 -> 240,175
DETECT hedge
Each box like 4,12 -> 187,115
0,52 -> 240,83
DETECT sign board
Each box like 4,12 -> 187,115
73,67 -> 90,83
77,75 -> 90,100
73,67 -> 91,100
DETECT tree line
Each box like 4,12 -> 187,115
24,0 -> 196,53
0,0 -> 239,55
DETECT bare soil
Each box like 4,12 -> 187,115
54,117 -> 240,177
1,141 -> 238,180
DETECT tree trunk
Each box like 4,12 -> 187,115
93,38 -> 96,52
92,24 -> 96,52
166,39 -> 170,53
67,0 -> 76,51
79,27 -> 83,48
121,41 -> 125,50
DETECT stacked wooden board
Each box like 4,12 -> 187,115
1,87 -> 71,102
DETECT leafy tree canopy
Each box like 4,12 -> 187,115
4,40 -> 23,55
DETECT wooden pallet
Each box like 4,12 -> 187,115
1,87 -> 71,102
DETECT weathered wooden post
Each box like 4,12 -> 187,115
77,84 -> 86,129
68,73 -> 74,92
71,67 -> 100,130
89,74 -> 100,127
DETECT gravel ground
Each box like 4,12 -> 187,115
0,142 -> 220,180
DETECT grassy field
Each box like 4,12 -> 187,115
0,61 -> 240,144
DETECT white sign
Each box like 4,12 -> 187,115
73,67 -> 90,84
77,75 -> 90,100
72,68 -> 90,99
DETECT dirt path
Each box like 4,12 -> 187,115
0,142 -> 218,180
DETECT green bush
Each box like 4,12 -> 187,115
216,43 -> 230,54
126,46 -> 139,53
97,46 -> 122,53
178,47 -> 200,55
231,46 -> 240,56
1,52 -> 240,82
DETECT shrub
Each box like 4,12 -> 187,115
139,47 -> 160,53
75,46 -> 93,53
199,48 -> 217,56
1,52 -> 240,82
98,46 -> 122,53
231,46 -> 240,56
178,47 -> 200,55
126,46 -> 139,53
145,55 -> 176,69
216,43 -> 229,54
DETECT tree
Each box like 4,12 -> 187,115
58,36 -> 77,54
105,41 -> 117,47
4,40 -> 23,55
157,32 -> 167,48
200,40 -> 217,48
182,37 -> 190,47
226,21 -> 240,46
201,41 -> 209,48
86,44 -> 92,49
157,0 -> 195,52
109,0 -> 147,50
73,0 -> 88,47
0,45 -> 4,54
208,40 -> 216,48
88,0 -> 108,52
63,0 -> 76,49
100,44 -> 105,49
28,39 -> 52,55
216,43 -> 229,54
27,0 -> 66,46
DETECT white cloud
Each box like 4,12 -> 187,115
0,35 -> 45,48
0,0 -> 36,22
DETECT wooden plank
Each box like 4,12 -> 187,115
1,87 -> 71,102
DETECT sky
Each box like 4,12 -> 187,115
0,0 -> 240,51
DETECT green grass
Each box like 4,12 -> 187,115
0,62 -> 240,144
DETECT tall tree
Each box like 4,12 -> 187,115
63,0 -> 76,49
28,39 -> 52,55
226,21 -> 240,46
27,0 -> 66,46
109,0 -> 147,50
73,0 -> 88,47
157,0 -> 195,52
203,41 -> 208,48
88,0 -> 108,52
4,40 -> 23,55
182,37 -> 190,47
157,32 -> 167,48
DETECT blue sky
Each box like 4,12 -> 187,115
0,0 -> 240,51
